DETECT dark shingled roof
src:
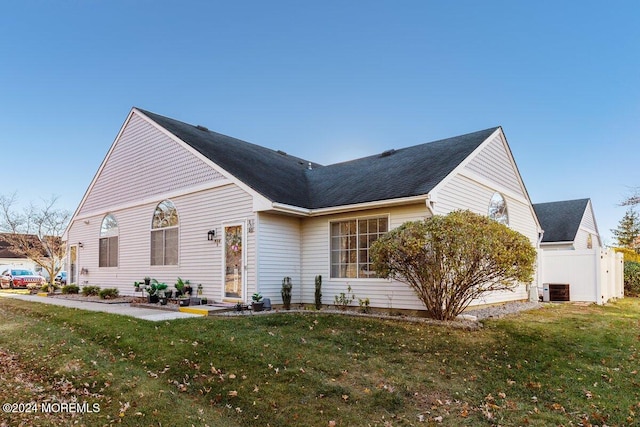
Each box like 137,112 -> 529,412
533,199 -> 590,243
139,109 -> 498,209
0,235 -> 20,258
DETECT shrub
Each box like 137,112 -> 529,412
61,284 -> 80,294
82,285 -> 101,297
615,247 -> 640,263
40,283 -> 59,293
624,261 -> 640,297
371,210 -> 537,320
99,288 -> 119,300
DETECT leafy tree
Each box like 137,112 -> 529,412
0,194 -> 70,289
624,261 -> 640,297
614,247 -> 640,263
611,208 -> 640,251
371,210 -> 537,320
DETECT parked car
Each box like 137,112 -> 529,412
55,271 -> 67,285
0,267 -> 46,289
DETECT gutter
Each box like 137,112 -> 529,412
270,195 -> 429,217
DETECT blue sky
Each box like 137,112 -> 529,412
1,1 -> 638,244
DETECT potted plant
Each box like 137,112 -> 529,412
190,284 -> 203,305
174,277 -> 186,297
134,281 -> 142,292
147,282 -> 159,304
252,292 -> 264,312
156,281 -> 169,305
179,295 -> 190,307
281,277 -> 292,310
183,280 -> 193,296
201,297 -> 208,305
148,279 -> 168,304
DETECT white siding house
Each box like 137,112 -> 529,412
534,199 -> 623,304
65,108 -> 543,311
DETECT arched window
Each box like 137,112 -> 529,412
488,192 -> 509,225
151,200 -> 179,265
99,214 -> 119,267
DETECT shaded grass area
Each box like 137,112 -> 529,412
0,298 -> 639,426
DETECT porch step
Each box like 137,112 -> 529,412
179,306 -> 210,316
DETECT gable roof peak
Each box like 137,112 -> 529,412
533,198 -> 592,243
135,107 -> 502,210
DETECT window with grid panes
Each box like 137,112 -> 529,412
330,217 -> 388,278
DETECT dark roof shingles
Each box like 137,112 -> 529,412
533,199 -> 589,243
139,109 -> 498,210
306,128 -> 497,208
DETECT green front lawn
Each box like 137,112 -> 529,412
0,298 -> 638,426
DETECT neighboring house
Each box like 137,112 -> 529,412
0,233 -> 42,273
64,107 -> 542,311
533,199 -> 601,251
534,199 -> 623,303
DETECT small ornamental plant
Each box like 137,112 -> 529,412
281,277 -> 292,310
314,275 -> 322,309
334,285 -> 355,310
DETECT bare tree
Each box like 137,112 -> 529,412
621,187 -> 640,207
0,194 -> 71,289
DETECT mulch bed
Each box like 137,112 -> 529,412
47,294 -> 134,304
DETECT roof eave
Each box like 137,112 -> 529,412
540,241 -> 574,246
268,195 -> 429,217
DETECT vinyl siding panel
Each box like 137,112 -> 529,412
576,201 -> 601,249
435,174 -> 538,245
581,201 -> 597,231
80,113 -> 224,216
66,184 -> 256,301
464,133 -> 525,198
256,213 -> 302,305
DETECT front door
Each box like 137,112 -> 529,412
69,245 -> 78,286
224,224 -> 245,301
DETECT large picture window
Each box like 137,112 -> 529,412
151,200 -> 179,266
99,214 -> 118,267
330,216 -> 388,278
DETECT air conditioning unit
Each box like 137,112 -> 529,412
542,283 -> 550,302
542,283 -> 570,302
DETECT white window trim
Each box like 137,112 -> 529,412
328,213 -> 390,280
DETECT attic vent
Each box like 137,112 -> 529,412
380,149 -> 396,158
196,125 -> 209,132
277,150 -> 287,156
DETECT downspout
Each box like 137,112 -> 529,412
532,230 -> 545,302
425,194 -> 436,217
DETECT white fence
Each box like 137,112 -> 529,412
540,248 -> 624,304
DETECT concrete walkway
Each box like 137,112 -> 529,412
0,292 -> 202,321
